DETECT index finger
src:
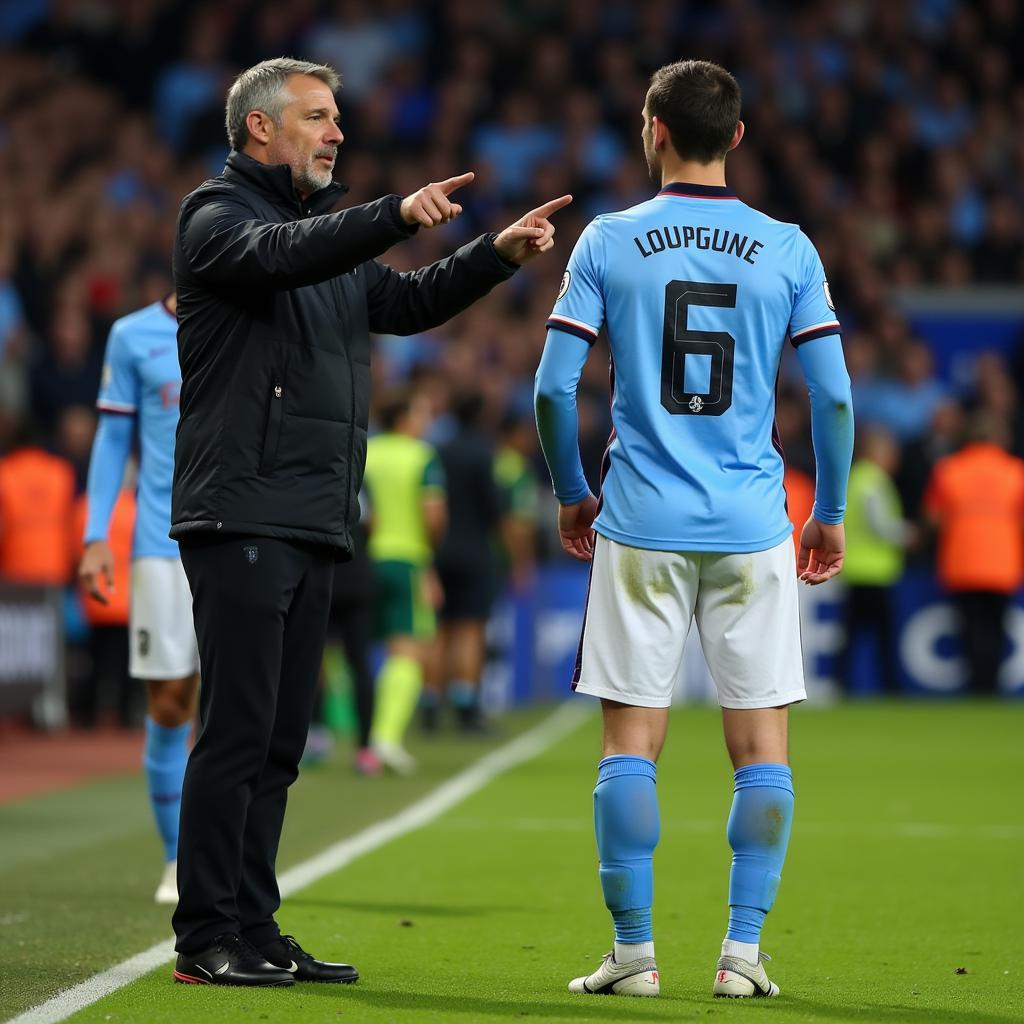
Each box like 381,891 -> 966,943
437,172 -> 475,196
527,194 -> 573,219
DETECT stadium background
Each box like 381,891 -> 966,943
3,0 -> 1024,718
2,3 -> 1024,1023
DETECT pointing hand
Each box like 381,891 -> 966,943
494,195 -> 574,265
400,172 -> 475,228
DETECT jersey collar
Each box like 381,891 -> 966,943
657,182 -> 737,199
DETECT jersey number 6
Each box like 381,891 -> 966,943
660,280 -> 737,416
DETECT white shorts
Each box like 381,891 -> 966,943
129,557 -> 200,680
574,535 -> 806,710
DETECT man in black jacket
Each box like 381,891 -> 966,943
169,57 -> 570,988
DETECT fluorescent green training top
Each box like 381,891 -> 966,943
363,433 -> 445,565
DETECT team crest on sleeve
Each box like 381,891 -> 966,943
101,362 -> 112,391
823,280 -> 835,311
557,270 -> 571,301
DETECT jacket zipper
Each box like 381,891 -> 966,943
258,380 -> 284,475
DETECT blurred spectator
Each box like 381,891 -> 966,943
924,414 -> 1024,695
854,338 -> 949,443
840,428 -> 915,695
28,310 -> 102,440
54,404 -> 98,493
896,398 -> 964,523
0,420 -> 75,585
304,0 -> 409,102
152,10 -> 228,155
471,93 -> 561,199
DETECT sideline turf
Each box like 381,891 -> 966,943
7,702 -> 1024,1024
0,708 -> 550,1020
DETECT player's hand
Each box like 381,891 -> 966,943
494,194 -> 573,265
399,172 -> 474,228
78,540 -> 115,605
557,493 -> 598,562
797,517 -> 845,585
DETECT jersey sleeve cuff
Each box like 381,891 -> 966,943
811,503 -> 845,525
545,316 -> 599,346
790,323 -> 842,347
554,483 -> 591,506
96,400 -> 137,415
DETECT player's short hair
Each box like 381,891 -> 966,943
377,385 -> 415,432
646,60 -> 741,163
225,57 -> 340,151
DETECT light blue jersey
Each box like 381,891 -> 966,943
86,299 -> 180,558
538,182 -> 847,553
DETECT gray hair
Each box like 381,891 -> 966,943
225,57 -> 340,151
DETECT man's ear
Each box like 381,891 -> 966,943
728,120 -> 745,152
652,116 -> 668,151
245,110 -> 274,146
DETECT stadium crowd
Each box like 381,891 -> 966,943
2,0 -> 1024,722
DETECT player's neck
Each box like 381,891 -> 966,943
659,160 -> 727,189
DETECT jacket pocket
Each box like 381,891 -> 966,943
258,379 -> 284,475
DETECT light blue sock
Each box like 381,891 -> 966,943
143,718 -> 190,863
726,763 -> 794,945
594,755 -> 659,944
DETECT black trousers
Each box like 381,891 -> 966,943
173,534 -> 334,953
953,591 -> 1009,695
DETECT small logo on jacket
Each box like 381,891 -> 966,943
243,545 -> 259,564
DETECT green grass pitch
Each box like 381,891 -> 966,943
2,701 -> 1022,1023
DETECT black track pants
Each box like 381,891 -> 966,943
173,534 -> 334,953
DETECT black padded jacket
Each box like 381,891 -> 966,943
170,151 -> 518,556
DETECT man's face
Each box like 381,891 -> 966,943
265,74 -> 343,197
641,104 -> 660,185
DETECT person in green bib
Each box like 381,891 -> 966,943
840,427 -> 916,695
363,386 -> 447,773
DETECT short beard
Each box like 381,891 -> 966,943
645,151 -> 661,187
643,136 -> 660,186
294,157 -> 333,196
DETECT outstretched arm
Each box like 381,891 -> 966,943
795,334 -> 854,584
180,195 -> 417,290
366,195 -> 572,336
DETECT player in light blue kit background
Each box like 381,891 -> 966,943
79,293 -> 200,905
535,61 -> 853,999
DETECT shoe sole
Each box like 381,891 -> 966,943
713,969 -> 779,998
172,970 -> 294,987
570,971 -> 660,997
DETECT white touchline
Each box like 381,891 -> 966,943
6,700 -> 592,1024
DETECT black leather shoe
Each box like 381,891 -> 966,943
174,933 -> 295,986
259,934 -> 359,984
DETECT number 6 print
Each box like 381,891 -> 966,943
660,280 -> 737,416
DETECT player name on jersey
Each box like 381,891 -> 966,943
633,225 -> 765,265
